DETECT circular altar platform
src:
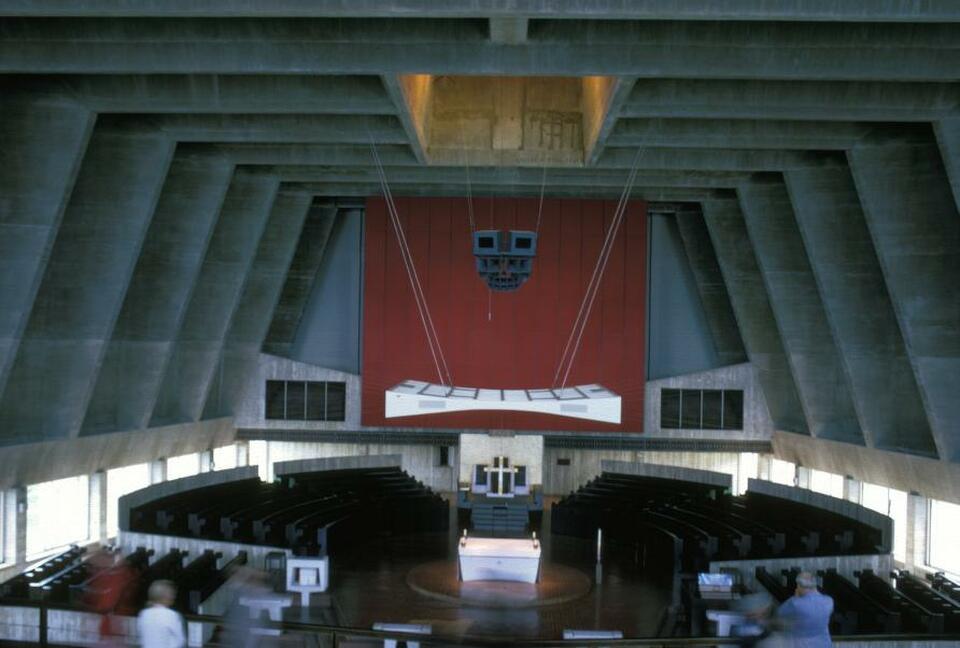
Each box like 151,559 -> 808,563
406,560 -> 592,608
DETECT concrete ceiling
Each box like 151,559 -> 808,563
0,1 -> 958,472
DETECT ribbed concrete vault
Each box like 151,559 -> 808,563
0,2 -> 957,475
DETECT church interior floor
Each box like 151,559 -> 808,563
281,500 -> 674,641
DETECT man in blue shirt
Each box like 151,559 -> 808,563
776,572 -> 834,647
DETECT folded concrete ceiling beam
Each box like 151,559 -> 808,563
149,169 -> 280,427
2,18 -> 957,79
785,163 -> 937,458
848,141 -> 960,462
737,179 -> 864,446
0,125 -> 175,443
80,152 -> 234,436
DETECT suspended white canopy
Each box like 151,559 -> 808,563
385,380 -> 621,424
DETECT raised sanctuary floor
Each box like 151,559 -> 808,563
280,499 -> 673,641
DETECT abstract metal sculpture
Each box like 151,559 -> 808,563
473,230 -> 537,291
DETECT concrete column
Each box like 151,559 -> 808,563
2,488 -> 18,564
199,450 -> 213,473
263,205 -> 339,357
701,198 -> 807,435
149,459 -> 167,485
848,142 -> 960,461
236,441 -> 249,467
843,476 -> 862,504
201,190 -> 312,419
0,96 -> 94,405
88,471 -> 107,543
14,487 -> 27,565
0,126 -> 175,442
757,454 -> 773,482
796,466 -> 811,490
738,179 -> 862,445
675,209 -> 747,366
905,493 -> 928,570
785,164 -> 936,457
81,153 -> 234,435
934,118 -> 960,212
149,170 -> 280,427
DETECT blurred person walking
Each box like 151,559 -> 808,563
137,580 -> 185,648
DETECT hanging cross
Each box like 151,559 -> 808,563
484,456 -> 518,495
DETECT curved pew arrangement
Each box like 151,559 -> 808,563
129,466 -> 448,556
552,472 -> 885,573
0,467 -> 448,645
0,545 -> 239,616
552,471 -> 960,638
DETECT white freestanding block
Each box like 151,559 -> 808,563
458,537 -> 541,583
286,556 -> 329,606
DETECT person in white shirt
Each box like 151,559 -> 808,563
137,580 -> 185,648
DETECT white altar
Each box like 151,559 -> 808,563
458,537 -> 541,583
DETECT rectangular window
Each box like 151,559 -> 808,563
680,389 -> 702,429
770,459 -> 796,486
286,381 -> 306,420
325,382 -> 346,421
438,446 -> 450,467
701,390 -> 723,429
106,463 -> 151,538
264,380 -> 347,422
660,388 -> 743,430
889,488 -> 907,563
557,458 -> 571,466
305,382 -> 326,421
722,390 -> 744,430
265,380 -> 286,419
810,469 -> 844,499
27,475 -> 90,557
928,499 -> 960,575
660,389 -> 681,429
212,445 -> 238,471
166,453 -> 200,481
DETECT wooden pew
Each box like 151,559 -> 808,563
857,569 -> 943,633
894,570 -> 960,632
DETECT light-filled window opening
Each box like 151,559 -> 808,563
928,499 -> 960,575
0,490 -> 5,562
810,469 -> 844,499
27,475 -> 89,558
737,453 -> 759,495
861,482 -> 908,562
248,440 -> 269,482
769,459 -> 796,486
106,463 -> 151,538
889,488 -> 907,563
212,444 -> 238,471
166,453 -> 200,481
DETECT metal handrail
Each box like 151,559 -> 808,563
2,597 -> 959,647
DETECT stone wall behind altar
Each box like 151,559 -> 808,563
458,433 -> 544,488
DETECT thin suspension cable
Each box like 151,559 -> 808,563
552,175 -> 630,387
372,146 -> 444,384
534,164 -> 547,235
553,148 -> 644,389
382,169 -> 454,387
371,141 -> 454,386
559,160 -> 641,388
559,179 -> 635,390
461,130 -> 476,233
558,158 -> 641,390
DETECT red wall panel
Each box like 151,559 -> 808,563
362,196 -> 647,432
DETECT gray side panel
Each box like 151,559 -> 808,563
646,213 -> 722,379
290,208 -> 364,373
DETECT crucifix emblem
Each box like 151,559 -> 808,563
484,456 -> 518,495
